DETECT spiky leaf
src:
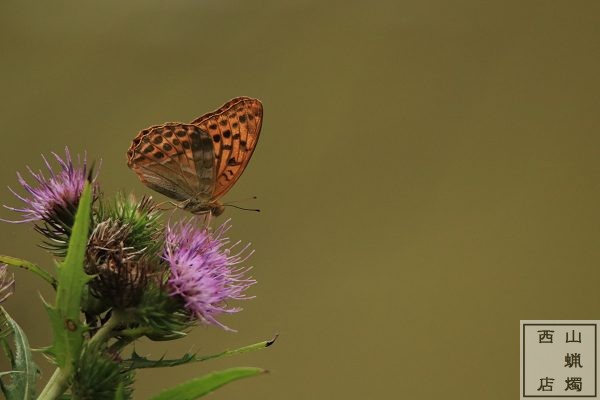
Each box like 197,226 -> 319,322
123,335 -> 277,370
45,182 -> 94,369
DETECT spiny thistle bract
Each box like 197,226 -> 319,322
0,147 -> 271,400
71,343 -> 135,400
86,194 -> 164,310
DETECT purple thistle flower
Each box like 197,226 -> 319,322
164,219 -> 256,332
2,147 -> 95,224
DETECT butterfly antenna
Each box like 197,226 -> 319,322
225,205 -> 260,213
223,196 -> 260,213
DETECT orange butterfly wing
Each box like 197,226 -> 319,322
191,97 -> 263,200
126,123 -> 216,204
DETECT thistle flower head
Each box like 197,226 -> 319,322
86,220 -> 153,309
96,194 -> 163,258
3,147 -> 94,223
86,195 -> 163,310
72,343 -> 134,400
2,147 -> 99,255
164,219 -> 255,331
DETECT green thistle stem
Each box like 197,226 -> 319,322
38,310 -> 131,399
89,309 -> 129,347
37,367 -> 69,400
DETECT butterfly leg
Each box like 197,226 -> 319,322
153,200 -> 178,212
167,199 -> 191,210
192,210 -> 212,228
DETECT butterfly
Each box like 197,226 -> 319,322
127,97 -> 263,216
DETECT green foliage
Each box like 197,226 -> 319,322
0,307 -> 39,400
0,255 -> 57,289
71,343 -> 134,400
123,335 -> 277,370
123,350 -> 194,370
1,177 -> 274,399
149,367 -> 266,400
46,182 -> 94,369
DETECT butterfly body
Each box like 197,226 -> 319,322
127,97 -> 262,216
181,198 -> 225,217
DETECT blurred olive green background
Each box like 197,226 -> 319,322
1,1 -> 600,398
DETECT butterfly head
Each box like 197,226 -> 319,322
208,202 -> 225,217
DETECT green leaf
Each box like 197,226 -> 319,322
45,182 -> 94,370
195,335 -> 278,363
0,307 -> 39,400
149,367 -> 266,400
0,255 -> 57,289
123,335 -> 278,370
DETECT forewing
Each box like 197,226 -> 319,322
191,97 -> 263,199
127,123 -> 215,203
